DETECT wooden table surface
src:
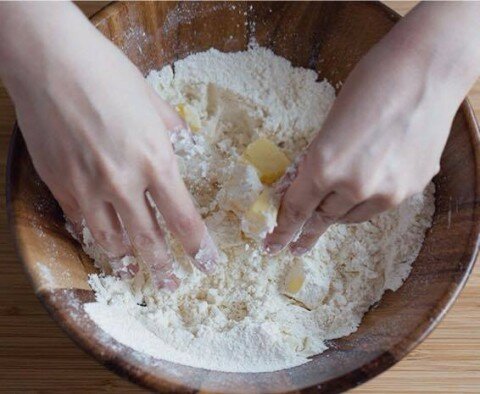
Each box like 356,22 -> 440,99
1,2 -> 479,393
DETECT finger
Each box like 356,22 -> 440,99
265,160 -> 329,255
150,87 -> 218,274
340,195 -> 396,224
82,200 -> 130,256
149,88 -> 185,131
149,168 -> 218,274
289,212 -> 333,256
116,193 -> 179,291
289,192 -> 357,255
56,194 -> 83,239
319,192 -> 358,219
82,201 -> 137,279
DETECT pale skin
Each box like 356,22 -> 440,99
0,2 -> 219,290
0,3 -> 479,288
266,2 -> 480,255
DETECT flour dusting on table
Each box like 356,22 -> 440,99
82,46 -> 435,373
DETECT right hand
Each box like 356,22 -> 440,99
266,2 -> 480,256
0,3 -> 218,290
266,46 -> 449,255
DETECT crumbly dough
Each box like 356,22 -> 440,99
82,46 -> 435,373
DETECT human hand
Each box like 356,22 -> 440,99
266,2 -> 480,256
0,3 -> 218,289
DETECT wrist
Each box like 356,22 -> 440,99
0,3 -> 95,101
382,2 -> 480,109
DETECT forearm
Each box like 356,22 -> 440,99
373,2 -> 480,106
0,2 -> 108,101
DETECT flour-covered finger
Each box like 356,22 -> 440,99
117,194 -> 179,291
265,162 -> 328,254
289,211 -> 333,256
149,88 -> 185,131
340,195 -> 399,224
56,194 -> 83,239
82,200 -> 130,257
319,192 -> 359,219
82,200 -> 137,278
149,165 -> 218,274
289,192 -> 358,255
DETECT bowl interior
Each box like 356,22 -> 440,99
7,2 -> 480,393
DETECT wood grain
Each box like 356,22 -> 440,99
1,1 -> 479,393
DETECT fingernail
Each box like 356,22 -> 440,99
265,243 -> 283,255
193,229 -> 218,274
290,245 -> 309,256
157,277 -> 180,291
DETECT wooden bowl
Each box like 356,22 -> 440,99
6,2 -> 480,393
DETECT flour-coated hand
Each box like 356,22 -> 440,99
0,3 -> 218,289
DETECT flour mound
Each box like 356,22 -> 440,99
83,47 -> 435,373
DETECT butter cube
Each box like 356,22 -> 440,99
282,258 -> 330,310
242,138 -> 290,185
176,103 -> 202,132
241,189 -> 278,239
248,189 -> 274,216
285,270 -> 305,294
284,259 -> 306,295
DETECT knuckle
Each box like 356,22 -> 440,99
347,180 -> 371,201
381,190 -> 405,208
92,158 -> 125,192
309,211 -> 336,229
103,177 -> 131,203
317,165 -> 336,185
310,169 -> 335,196
311,176 -> 330,196
148,154 -> 176,182
114,190 -> 132,207
317,212 -> 337,224
391,192 -> 406,207
104,176 -> 124,193
133,232 -> 159,249
171,213 -> 196,237
282,201 -> 310,224
92,229 -> 122,251
311,141 -> 335,166
94,157 -> 116,180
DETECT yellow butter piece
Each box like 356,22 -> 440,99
283,259 -> 329,309
246,189 -> 276,221
242,138 -> 290,185
176,103 -> 202,132
285,261 -> 305,294
242,189 -> 278,238
286,273 -> 305,294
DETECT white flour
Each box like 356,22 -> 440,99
82,46 -> 435,373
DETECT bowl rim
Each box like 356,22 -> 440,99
5,1 -> 480,393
